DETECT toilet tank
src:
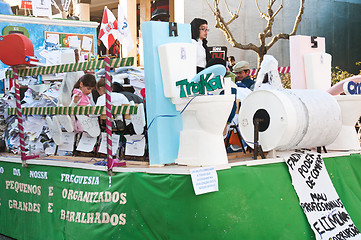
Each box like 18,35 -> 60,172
158,43 -> 196,98
304,52 -> 332,91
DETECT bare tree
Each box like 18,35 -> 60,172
206,0 -> 305,69
51,0 -> 77,19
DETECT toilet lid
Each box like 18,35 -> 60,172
191,65 -> 226,83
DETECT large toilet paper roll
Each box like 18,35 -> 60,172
239,89 -> 342,151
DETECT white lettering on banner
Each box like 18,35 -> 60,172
8,200 -> 41,213
29,171 -> 48,179
0,167 -> 4,174
60,174 -> 99,185
61,189 -> 127,204
285,150 -> 361,240
5,180 -> 41,195
190,167 -> 218,195
60,210 -> 126,226
48,203 -> 53,213
13,168 -> 20,176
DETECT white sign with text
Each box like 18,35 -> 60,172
285,150 -> 361,240
190,167 -> 218,195
32,0 -> 52,17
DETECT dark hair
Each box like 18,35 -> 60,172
73,74 -> 96,90
206,58 -> 227,77
229,56 -> 235,61
190,18 -> 208,40
206,58 -> 226,68
96,76 -> 115,91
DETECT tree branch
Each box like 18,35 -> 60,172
213,7 -> 258,51
289,0 -> 305,36
255,0 -> 268,19
272,0 -> 283,18
266,0 -> 304,50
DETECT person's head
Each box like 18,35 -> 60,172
228,56 -> 235,66
96,77 -> 106,96
233,61 -> 250,81
191,18 -> 208,41
151,9 -> 170,22
74,74 -> 96,95
96,76 -> 116,96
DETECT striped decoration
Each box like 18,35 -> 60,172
13,68 -> 38,163
104,56 -> 113,171
249,66 -> 291,76
8,105 -> 138,116
5,57 -> 134,78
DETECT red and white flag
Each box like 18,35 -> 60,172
98,6 -> 118,49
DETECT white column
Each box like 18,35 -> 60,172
174,0 -> 184,23
74,2 -> 90,21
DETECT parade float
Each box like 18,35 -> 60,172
0,16 -> 360,240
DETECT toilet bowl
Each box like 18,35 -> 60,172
172,95 -> 234,166
327,95 -> 361,151
158,42 -> 234,166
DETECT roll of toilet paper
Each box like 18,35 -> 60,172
276,90 -> 308,150
239,89 -> 342,151
239,90 -> 301,151
292,90 -> 342,149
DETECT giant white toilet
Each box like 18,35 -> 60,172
327,95 -> 361,151
158,43 -> 234,166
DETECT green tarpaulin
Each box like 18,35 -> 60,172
0,154 -> 360,240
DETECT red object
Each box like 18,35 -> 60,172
98,7 -> 118,49
0,34 -> 35,66
140,88 -> 146,104
20,0 -> 32,9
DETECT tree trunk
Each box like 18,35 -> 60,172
256,52 -> 264,76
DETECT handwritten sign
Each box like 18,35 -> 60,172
76,133 -> 97,153
190,167 -> 218,195
285,150 -> 361,240
32,0 -> 52,17
98,133 -> 120,156
124,135 -> 145,156
58,132 -> 75,151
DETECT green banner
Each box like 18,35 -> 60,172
0,154 -> 361,240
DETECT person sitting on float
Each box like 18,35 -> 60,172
191,18 -> 211,73
95,77 -> 130,107
205,58 -> 251,153
95,77 -> 131,131
70,74 -> 97,106
233,61 -> 255,90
